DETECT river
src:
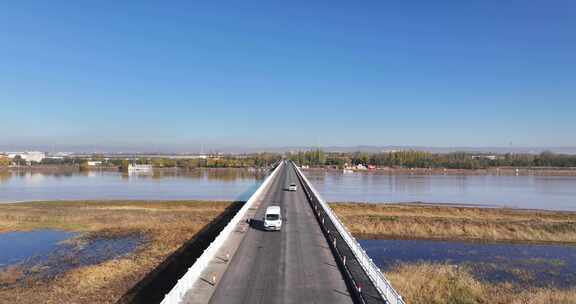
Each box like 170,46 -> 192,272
0,169 -> 262,203
1,168 -> 575,211
305,170 -> 576,211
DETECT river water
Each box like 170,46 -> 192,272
1,169 -> 575,211
0,169 -> 262,203
304,170 -> 576,211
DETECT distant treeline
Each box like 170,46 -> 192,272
39,153 -> 282,169
127,153 -> 281,169
13,150 -> 576,170
288,150 -> 576,169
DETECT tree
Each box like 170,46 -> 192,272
12,155 -> 26,166
120,160 -> 130,172
79,161 -> 90,171
0,156 -> 10,167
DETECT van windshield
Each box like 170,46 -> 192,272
266,214 -> 280,221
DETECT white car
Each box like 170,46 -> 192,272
287,183 -> 297,191
263,206 -> 282,231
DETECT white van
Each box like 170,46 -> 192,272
287,183 -> 297,191
263,206 -> 282,231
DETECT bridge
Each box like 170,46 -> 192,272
160,161 -> 404,304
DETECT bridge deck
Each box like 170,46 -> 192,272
205,163 -> 354,304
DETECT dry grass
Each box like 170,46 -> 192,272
0,200 -> 232,304
0,266 -> 23,285
331,203 -> 576,244
386,262 -> 576,304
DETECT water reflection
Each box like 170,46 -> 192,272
305,170 -> 576,211
0,230 -> 77,266
0,230 -> 143,284
3,168 -> 576,211
0,171 -> 11,184
0,168 -> 263,203
21,234 -> 144,280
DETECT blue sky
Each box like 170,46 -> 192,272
1,1 -> 575,151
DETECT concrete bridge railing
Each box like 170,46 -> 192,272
293,162 -> 405,304
160,161 -> 284,304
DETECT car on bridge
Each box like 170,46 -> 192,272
287,183 -> 297,191
263,206 -> 282,231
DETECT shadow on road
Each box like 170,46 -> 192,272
248,218 -> 267,231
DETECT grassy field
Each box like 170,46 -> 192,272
331,203 -> 576,244
0,200 -> 232,304
332,203 -> 576,303
386,262 -> 576,304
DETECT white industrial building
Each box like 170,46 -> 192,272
7,151 -> 46,163
128,164 -> 153,172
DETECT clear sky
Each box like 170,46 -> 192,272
1,1 -> 575,151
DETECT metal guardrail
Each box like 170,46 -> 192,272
292,162 -> 405,304
160,161 -> 284,304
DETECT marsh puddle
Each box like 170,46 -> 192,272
0,230 -> 77,267
360,239 -> 576,288
0,230 -> 143,284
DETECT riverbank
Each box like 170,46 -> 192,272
385,262 -> 576,304
331,203 -> 576,244
0,200 -> 233,304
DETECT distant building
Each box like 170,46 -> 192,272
7,151 -> 46,163
87,161 -> 102,166
190,154 -> 208,159
472,155 -> 499,161
128,164 -> 153,172
53,152 -> 73,157
177,154 -> 208,160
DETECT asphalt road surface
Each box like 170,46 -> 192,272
208,162 -> 354,304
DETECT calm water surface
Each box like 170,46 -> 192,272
0,230 -> 77,266
0,169 -> 263,203
305,170 -> 576,211
361,239 -> 576,288
1,169 -> 575,211
0,229 -> 143,282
